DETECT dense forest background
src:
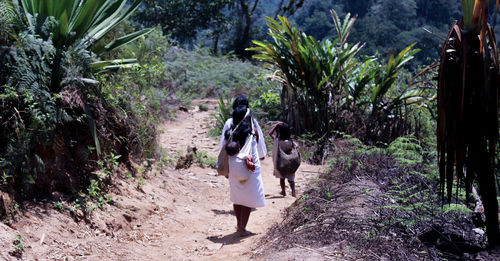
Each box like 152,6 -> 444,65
132,0 -> 483,67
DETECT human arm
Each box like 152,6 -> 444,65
253,118 -> 267,160
218,119 -> 232,151
268,121 -> 283,139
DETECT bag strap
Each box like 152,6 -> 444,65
228,109 -> 251,141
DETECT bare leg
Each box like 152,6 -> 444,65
288,180 -> 296,197
239,206 -> 252,235
280,178 -> 286,196
233,204 -> 241,231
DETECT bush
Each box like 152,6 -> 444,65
0,25 -> 63,195
0,4 -> 152,199
160,46 -> 279,98
249,82 -> 282,122
386,136 -> 423,166
248,13 -> 434,145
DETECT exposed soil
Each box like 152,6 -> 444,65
3,99 -> 498,261
0,99 -> 323,260
253,139 -> 500,261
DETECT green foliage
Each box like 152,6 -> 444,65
0,0 -> 21,41
0,0 -> 156,199
135,0 -> 233,43
0,20 -> 64,191
0,172 -> 11,186
11,0 -> 152,158
382,180 -> 440,230
161,47 -> 278,98
462,0 -> 475,30
210,96 -> 232,138
85,152 -> 119,210
386,136 -> 423,166
12,234 -> 25,252
96,28 -> 178,159
53,201 -> 64,211
442,204 -> 473,214
291,0 -> 459,67
194,151 -> 217,168
249,84 -> 282,121
136,173 -> 146,190
248,14 -> 361,134
249,13 -> 431,143
19,0 -> 151,72
67,152 -> 120,215
198,104 -> 209,112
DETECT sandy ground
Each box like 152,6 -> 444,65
0,99 -> 322,260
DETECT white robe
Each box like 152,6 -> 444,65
219,118 -> 267,208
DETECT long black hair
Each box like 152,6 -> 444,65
225,96 -> 253,148
233,95 -> 249,110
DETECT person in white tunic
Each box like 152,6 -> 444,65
218,96 -> 267,236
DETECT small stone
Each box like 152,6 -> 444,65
473,228 -> 485,236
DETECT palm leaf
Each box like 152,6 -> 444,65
438,4 -> 500,245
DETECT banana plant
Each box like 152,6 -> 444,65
248,11 -> 425,141
438,0 -> 499,246
248,15 -> 329,134
248,15 -> 363,134
371,44 -> 419,114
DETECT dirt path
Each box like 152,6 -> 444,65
0,99 -> 322,260
155,99 -> 323,260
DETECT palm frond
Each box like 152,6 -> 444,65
438,3 -> 500,245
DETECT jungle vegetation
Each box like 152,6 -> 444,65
0,0 -> 498,250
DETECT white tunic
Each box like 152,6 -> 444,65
219,118 -> 267,208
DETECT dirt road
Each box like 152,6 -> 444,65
0,99 -> 322,260
155,99 -> 323,260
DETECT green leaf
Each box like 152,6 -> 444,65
95,28 -> 153,55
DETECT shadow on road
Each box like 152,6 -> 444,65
207,231 -> 257,246
211,209 -> 234,215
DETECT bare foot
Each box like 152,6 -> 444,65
237,229 -> 253,237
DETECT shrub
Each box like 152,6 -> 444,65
0,26 -> 62,194
160,46 -> 279,98
248,12 -> 433,144
0,1 -> 151,199
386,136 -> 423,166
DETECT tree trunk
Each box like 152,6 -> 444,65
234,0 -> 259,58
476,139 -> 499,247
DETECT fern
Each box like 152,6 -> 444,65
0,17 -> 63,193
0,1 -> 16,24
386,136 -> 423,165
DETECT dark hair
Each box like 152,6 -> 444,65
225,141 -> 240,156
232,95 -> 249,110
225,103 -> 253,148
278,123 -> 291,140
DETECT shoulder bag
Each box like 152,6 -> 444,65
216,109 -> 250,177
